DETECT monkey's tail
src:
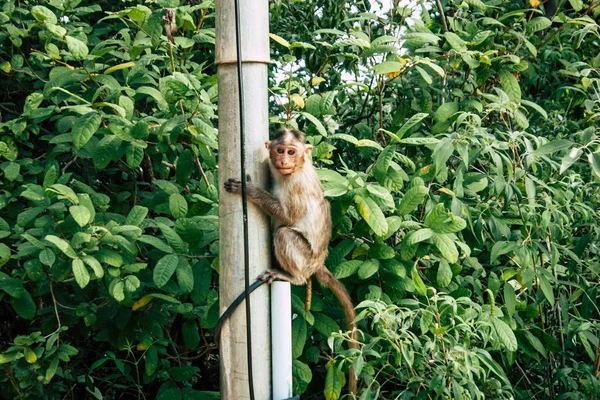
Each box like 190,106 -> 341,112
314,268 -> 358,395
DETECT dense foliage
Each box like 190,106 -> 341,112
1,0 -> 600,399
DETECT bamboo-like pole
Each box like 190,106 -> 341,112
216,0 -> 272,399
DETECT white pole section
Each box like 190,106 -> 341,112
216,1 -> 271,399
271,282 -> 293,399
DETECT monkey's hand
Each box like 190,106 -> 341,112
224,175 -> 252,194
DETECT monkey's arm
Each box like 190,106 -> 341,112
224,177 -> 294,225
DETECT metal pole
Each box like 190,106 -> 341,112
216,0 -> 272,399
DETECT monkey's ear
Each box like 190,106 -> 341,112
304,145 -> 313,155
264,141 -> 271,150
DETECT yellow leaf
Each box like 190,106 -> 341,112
269,33 -> 290,49
352,246 -> 368,258
104,61 -> 135,74
387,70 -> 401,79
132,294 -> 153,311
437,188 -> 456,197
311,76 -> 326,86
529,0 -> 541,7
24,347 -> 37,363
137,342 -> 149,351
290,94 -> 305,109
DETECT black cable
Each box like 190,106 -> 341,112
232,0 -> 255,399
214,279 -> 266,347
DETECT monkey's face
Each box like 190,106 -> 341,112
266,141 -> 313,175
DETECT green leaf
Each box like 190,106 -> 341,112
138,235 -> 174,253
45,235 -> 77,259
32,5 -> 57,24
145,345 -> 158,376
498,69 -> 521,103
444,32 -> 467,50
126,143 -> 144,168
182,320 -> 200,349
589,152 -> 600,178
569,0 -> 584,11
320,92 -> 336,115
21,233 -> 45,249
169,193 -> 188,219
560,147 -> 583,173
373,61 -> 404,75
375,145 -> 396,172
293,359 -> 313,394
431,233 -> 459,263
292,318 -> 307,358
369,244 -> 395,259
0,244 -> 10,268
43,166 -> 58,189
126,205 -> 148,226
492,317 -> 517,352
490,241 -> 517,263
538,274 -> 555,306
69,205 -> 91,227
437,259 -> 452,287
406,228 -> 433,246
412,268 -> 427,296
395,113 -> 429,139
176,258 -> 194,293
82,256 -> 103,278
314,313 -> 340,337
324,361 -> 344,400
533,139 -> 572,156
354,195 -> 388,236
358,259 -> 380,279
301,112 -> 328,137
39,248 -> 56,267
333,260 -> 362,279
504,283 -> 517,316
398,185 -> 428,214
400,137 -> 440,145
111,281 -> 125,302
153,254 -> 179,288
92,136 -> 118,169
415,66 -> 432,84
72,112 -> 101,149
65,36 -> 89,60
432,138 -> 454,173
45,357 -> 59,383
527,17 -> 552,33
3,162 -> 20,181
176,149 -> 194,186
11,289 -> 36,320
157,223 -> 188,253
433,102 -> 458,123
72,258 -> 90,288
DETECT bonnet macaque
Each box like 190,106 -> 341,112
224,127 -> 358,393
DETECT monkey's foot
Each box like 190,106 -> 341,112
258,269 -> 288,284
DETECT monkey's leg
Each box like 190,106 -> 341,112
268,227 -> 312,286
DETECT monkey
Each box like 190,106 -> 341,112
223,127 -> 358,394
163,8 -> 176,45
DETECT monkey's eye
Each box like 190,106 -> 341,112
277,148 -> 285,154
288,150 -> 296,155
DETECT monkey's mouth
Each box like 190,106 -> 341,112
276,167 -> 294,175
